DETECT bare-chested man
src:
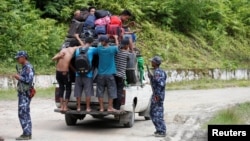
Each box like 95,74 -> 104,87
52,46 -> 79,112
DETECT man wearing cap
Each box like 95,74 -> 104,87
113,38 -> 130,110
13,51 -> 35,140
148,56 -> 167,137
96,35 -> 119,112
73,37 -> 98,112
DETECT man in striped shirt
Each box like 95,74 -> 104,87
114,39 -> 130,110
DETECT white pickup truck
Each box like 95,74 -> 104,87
54,54 -> 152,128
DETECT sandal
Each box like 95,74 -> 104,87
86,109 -> 92,112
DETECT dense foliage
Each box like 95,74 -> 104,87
0,0 -> 66,73
0,0 -> 249,74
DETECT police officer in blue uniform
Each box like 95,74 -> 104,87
148,56 -> 167,137
13,51 -> 34,140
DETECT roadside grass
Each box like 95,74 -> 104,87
0,87 -> 55,100
203,102 -> 250,128
1,79 -> 249,100
167,79 -> 250,90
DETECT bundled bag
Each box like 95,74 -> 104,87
126,53 -> 138,84
107,16 -> 123,37
107,25 -> 123,36
95,10 -> 111,19
95,16 -> 111,35
95,16 -> 110,26
109,15 -> 122,25
83,15 -> 96,29
95,26 -> 106,35
67,19 -> 84,38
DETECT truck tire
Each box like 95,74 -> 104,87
139,99 -> 151,120
126,53 -> 138,84
124,104 -> 135,128
65,114 -> 77,126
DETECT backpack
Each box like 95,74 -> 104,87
110,16 -> 122,25
75,47 -> 91,75
107,16 -> 123,38
83,15 -> 96,29
95,10 -> 111,19
95,25 -> 106,35
107,25 -> 123,36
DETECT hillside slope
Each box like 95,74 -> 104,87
0,0 -> 249,74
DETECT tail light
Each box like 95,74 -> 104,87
121,89 -> 126,105
55,87 -> 60,103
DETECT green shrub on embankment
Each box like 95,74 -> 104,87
0,0 -> 249,75
205,102 -> 250,125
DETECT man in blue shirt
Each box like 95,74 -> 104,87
13,51 -> 35,140
74,37 -> 98,112
96,35 -> 119,112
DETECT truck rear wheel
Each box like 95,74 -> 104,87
65,114 -> 77,126
124,104 -> 135,128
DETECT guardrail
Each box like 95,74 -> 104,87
0,69 -> 249,89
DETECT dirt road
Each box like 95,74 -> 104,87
1,87 -> 250,141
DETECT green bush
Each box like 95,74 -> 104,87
0,0 -> 66,74
0,0 -> 249,74
205,102 -> 250,125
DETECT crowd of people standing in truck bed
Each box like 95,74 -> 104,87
52,6 -> 139,113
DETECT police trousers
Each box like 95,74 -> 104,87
150,103 -> 166,133
18,92 -> 32,135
